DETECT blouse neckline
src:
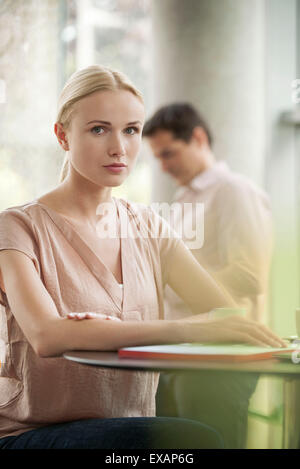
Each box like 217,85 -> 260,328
31,198 -> 128,312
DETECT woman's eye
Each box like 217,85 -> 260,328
91,126 -> 105,135
124,127 -> 139,135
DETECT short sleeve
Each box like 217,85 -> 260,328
0,209 -> 39,306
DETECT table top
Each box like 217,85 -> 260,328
63,350 -> 300,377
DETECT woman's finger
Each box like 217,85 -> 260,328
67,312 -> 121,321
68,313 -> 85,320
238,325 -> 284,348
216,316 -> 286,347
258,323 -> 286,347
230,331 -> 273,348
67,312 -> 102,320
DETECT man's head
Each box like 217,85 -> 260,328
143,103 -> 214,185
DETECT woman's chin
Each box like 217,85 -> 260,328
104,175 -> 127,187
84,173 -> 127,188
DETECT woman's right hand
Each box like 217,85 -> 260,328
182,315 -> 287,348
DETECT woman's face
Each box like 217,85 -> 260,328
60,89 -> 145,187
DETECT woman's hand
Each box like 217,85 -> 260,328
182,315 -> 287,348
67,312 -> 121,321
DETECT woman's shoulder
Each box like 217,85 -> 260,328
116,197 -> 180,242
116,197 -> 170,228
0,200 -> 47,224
116,197 -> 154,220
0,200 -> 36,219
0,201 -> 41,264
0,200 -> 57,245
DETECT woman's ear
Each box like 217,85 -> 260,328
54,122 -> 69,151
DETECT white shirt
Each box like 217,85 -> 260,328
164,162 -> 273,322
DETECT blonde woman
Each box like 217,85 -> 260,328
0,65 -> 285,449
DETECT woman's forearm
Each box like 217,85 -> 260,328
167,242 -> 236,314
37,316 -> 184,357
38,310 -> 286,358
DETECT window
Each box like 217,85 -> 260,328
0,0 -> 152,210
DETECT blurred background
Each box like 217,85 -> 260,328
0,0 -> 300,448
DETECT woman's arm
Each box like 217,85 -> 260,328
0,250 -> 285,358
166,240 -> 236,314
0,250 -> 184,356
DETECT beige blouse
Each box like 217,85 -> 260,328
0,198 -> 180,438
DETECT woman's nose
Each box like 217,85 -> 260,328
108,134 -> 125,157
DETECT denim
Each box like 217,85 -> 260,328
156,371 -> 259,449
0,417 -> 224,449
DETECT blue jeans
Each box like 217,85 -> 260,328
156,371 -> 259,449
0,417 -> 224,449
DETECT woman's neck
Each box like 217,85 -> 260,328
37,179 -> 114,228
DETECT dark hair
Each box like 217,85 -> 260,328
142,103 -> 213,146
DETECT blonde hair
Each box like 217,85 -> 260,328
56,65 -> 144,182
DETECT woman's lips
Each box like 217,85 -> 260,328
103,165 -> 127,173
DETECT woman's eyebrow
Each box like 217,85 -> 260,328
86,120 -> 142,126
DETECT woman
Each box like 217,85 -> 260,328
0,65 -> 285,449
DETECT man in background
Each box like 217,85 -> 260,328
143,103 -> 273,448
